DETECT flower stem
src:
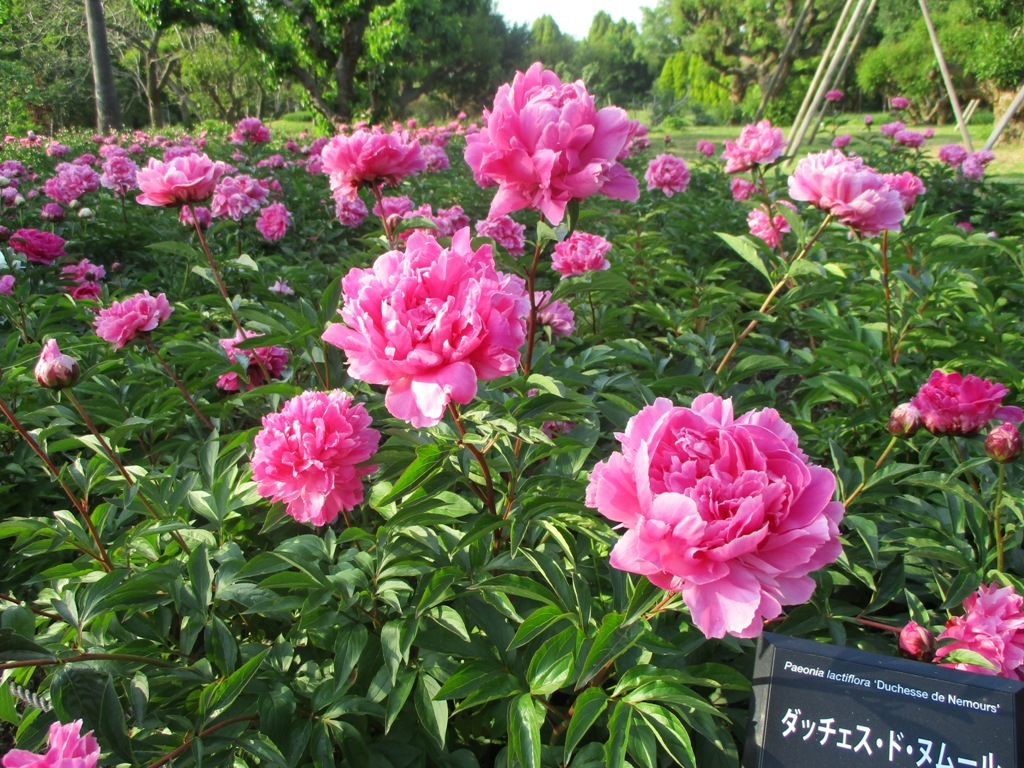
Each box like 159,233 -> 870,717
369,182 -> 397,249
522,234 -> 545,375
844,434 -> 899,507
447,402 -> 496,516
715,214 -> 834,375
145,336 -> 216,432
0,396 -> 113,570
0,651 -> 176,672
993,462 -> 1007,572
146,715 -> 257,768
63,390 -> 191,555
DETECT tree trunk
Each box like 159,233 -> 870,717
84,0 -> 122,133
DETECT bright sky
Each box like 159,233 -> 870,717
492,0 -> 649,40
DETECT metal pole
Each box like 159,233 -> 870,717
788,0 -> 870,161
983,83 -> 1024,151
918,0 -> 972,151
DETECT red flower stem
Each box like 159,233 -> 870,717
369,182 -> 397,250
63,390 -> 192,555
715,213 -> 833,376
146,715 -> 257,768
644,591 -> 679,620
188,204 -> 271,387
993,463 -> 1007,572
0,396 -> 113,571
853,616 -> 901,634
522,234 -> 544,375
0,592 -> 62,621
144,336 -> 216,432
447,402 -> 497,516
881,230 -> 896,367
0,651 -> 177,672
844,435 -> 899,507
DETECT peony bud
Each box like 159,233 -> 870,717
899,621 -> 937,662
78,207 -> 95,219
0,175 -> 9,188
888,403 -> 921,437
985,423 -> 1023,464
34,339 -> 79,389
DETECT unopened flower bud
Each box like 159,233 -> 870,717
78,207 -> 94,219
899,621 -> 937,662
34,339 -> 79,389
0,175 -> 9,188
985,423 -> 1023,464
12,194 -> 24,206
385,213 -> 403,232
888,403 -> 921,437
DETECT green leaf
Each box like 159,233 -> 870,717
415,673 -> 448,748
604,700 -> 632,767
50,668 -> 134,763
717,232 -> 772,286
509,606 -> 574,650
376,444 -> 447,506
527,626 -> 577,695
384,670 -> 417,733
200,647 -> 269,722
633,703 -> 696,768
0,628 -> 54,662
940,648 -> 999,671
564,687 -> 609,763
508,693 -> 545,768
577,612 -> 643,688
188,543 -> 214,613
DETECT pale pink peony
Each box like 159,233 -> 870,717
251,390 -> 380,526
645,154 -> 691,197
476,214 -> 526,257
585,394 -> 844,639
320,128 -> 425,197
2,720 -> 99,768
255,202 -> 292,241
216,329 -> 289,391
551,232 -> 612,278
747,205 -> 791,248
909,369 -> 1023,436
534,290 -> 575,336
270,277 -> 295,296
722,120 -> 787,173
210,174 -> 269,220
788,150 -> 907,236
136,153 -> 226,207
10,228 -> 66,265
731,178 -> 757,202
322,227 -> 529,427
936,584 -> 1024,679
94,291 -> 173,348
464,62 -> 639,225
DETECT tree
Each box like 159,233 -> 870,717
84,0 -> 123,131
525,15 -> 576,72
573,11 -> 653,107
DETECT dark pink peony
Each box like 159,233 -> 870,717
585,394 -> 844,639
10,228 -> 66,265
722,120 -> 787,173
250,390 -> 380,526
788,150 -> 907,236
0,274 -> 14,294
910,369 -> 1023,436
645,154 -> 691,197
2,719 -> 100,768
986,423 -> 1023,464
94,290 -> 173,348
230,117 -> 271,144
534,290 -> 575,337
936,584 -> 1024,679
464,62 -> 639,225
938,144 -> 968,168
334,191 -> 369,227
136,153 -> 226,207
216,329 -> 289,391
255,202 -> 292,241
322,227 -> 529,428
551,232 -> 612,278
320,128 -> 425,197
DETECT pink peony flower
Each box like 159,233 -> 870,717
831,134 -> 851,149
94,290 -> 173,348
99,155 -> 139,195
216,329 -> 289,391
476,214 -> 526,257
334,191 -> 369,227
888,402 -> 921,437
40,203 -> 65,222
585,394 -> 844,639
722,120 -> 787,173
34,339 -> 80,390
788,150 -> 907,236
696,140 -> 716,157
136,153 -> 226,207
955,221 -> 974,233
936,584 -> 1024,679
46,141 -> 71,158
551,231 -> 612,278
986,423 -> 1023,464
62,258 -> 105,284
180,205 -> 212,229
910,369 -> 1023,436
825,89 -> 844,102
371,195 -> 414,219
464,62 -> 639,225
534,290 -> 575,336
251,390 -> 380,526
880,121 -> 905,138
0,274 -> 14,294
10,228 -> 66,265
230,117 -> 271,144
882,171 -> 926,212
899,621 -> 937,661
322,227 -> 529,427
938,144 -> 968,168
210,174 -> 269,221
645,154 -> 691,197
731,178 -> 757,202
321,128 -> 425,197
894,129 -> 926,148
961,156 -> 986,182
2,719 -> 100,768
890,96 -> 911,110
255,202 -> 292,241
69,281 -> 102,301
270,277 -> 295,296
747,205 -> 791,248
422,143 -> 450,172
42,163 -> 100,204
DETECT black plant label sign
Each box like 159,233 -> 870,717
744,633 -> 1024,768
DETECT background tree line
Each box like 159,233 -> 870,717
0,0 -> 1022,134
